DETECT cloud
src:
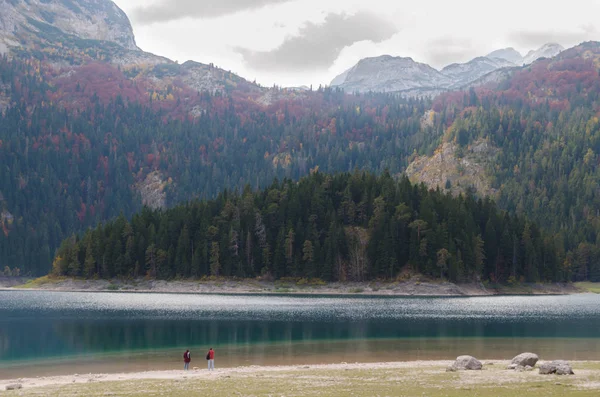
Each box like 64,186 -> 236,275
508,25 -> 598,49
131,0 -> 293,24
424,37 -> 481,68
236,11 -> 398,72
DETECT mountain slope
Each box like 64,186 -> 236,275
407,42 -> 600,281
0,0 -> 264,110
0,55 -> 434,275
442,56 -> 515,89
0,0 -> 598,283
0,0 -> 138,52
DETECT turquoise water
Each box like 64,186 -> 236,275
1,291 -> 600,376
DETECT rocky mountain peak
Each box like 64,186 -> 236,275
0,0 -> 138,54
331,54 -> 450,94
523,43 -> 564,65
486,47 -> 523,64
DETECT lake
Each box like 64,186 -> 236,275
1,291 -> 600,378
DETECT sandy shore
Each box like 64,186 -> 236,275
0,361 -> 446,390
2,360 -> 600,396
0,276 -> 582,296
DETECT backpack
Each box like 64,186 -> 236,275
206,352 -> 210,360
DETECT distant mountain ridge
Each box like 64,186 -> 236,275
331,43 -> 565,95
332,55 -> 451,95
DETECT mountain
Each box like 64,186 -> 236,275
331,43 -> 565,95
441,56 -> 516,89
0,0 -> 599,282
486,47 -> 523,64
0,0 -> 138,53
405,41 -> 600,281
0,0 -> 264,105
522,43 -> 564,65
331,55 -> 451,94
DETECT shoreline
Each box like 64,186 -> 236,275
0,276 -> 585,296
0,361 -> 462,389
2,360 -> 600,395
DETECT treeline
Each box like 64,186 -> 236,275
52,171 -> 578,283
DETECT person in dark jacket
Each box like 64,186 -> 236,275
207,347 -> 215,371
183,349 -> 191,370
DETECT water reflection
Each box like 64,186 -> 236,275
1,291 -> 600,370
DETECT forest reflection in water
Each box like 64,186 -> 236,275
1,290 -> 600,377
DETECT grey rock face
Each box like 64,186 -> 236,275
330,55 -> 451,94
0,0 -> 138,51
449,355 -> 483,371
539,360 -> 574,375
511,352 -> 539,368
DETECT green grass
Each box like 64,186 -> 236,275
5,363 -> 600,397
14,275 -> 65,289
575,282 -> 600,293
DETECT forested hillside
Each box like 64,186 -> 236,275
52,171 -> 571,283
3,40 -> 600,281
419,42 -> 600,280
0,56 -> 434,275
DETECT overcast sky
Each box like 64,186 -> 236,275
114,0 -> 600,87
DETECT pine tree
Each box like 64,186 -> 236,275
83,241 -> 96,278
473,235 -> 485,280
436,248 -> 450,279
210,241 -> 221,276
302,240 -> 314,276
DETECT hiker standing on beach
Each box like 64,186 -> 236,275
183,349 -> 191,370
206,347 -> 215,371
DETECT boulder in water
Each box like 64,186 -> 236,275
511,352 -> 539,367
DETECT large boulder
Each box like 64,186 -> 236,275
449,355 -> 483,371
539,360 -> 574,375
5,384 -> 22,390
511,352 -> 539,367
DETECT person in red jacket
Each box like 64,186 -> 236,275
183,349 -> 191,371
207,347 -> 215,371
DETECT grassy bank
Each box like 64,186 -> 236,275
575,282 -> 600,294
3,361 -> 600,396
3,275 -> 583,296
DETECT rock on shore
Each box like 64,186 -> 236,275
507,352 -> 539,370
539,360 -> 574,375
447,355 -> 482,371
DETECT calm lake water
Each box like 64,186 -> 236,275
1,291 -> 600,377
